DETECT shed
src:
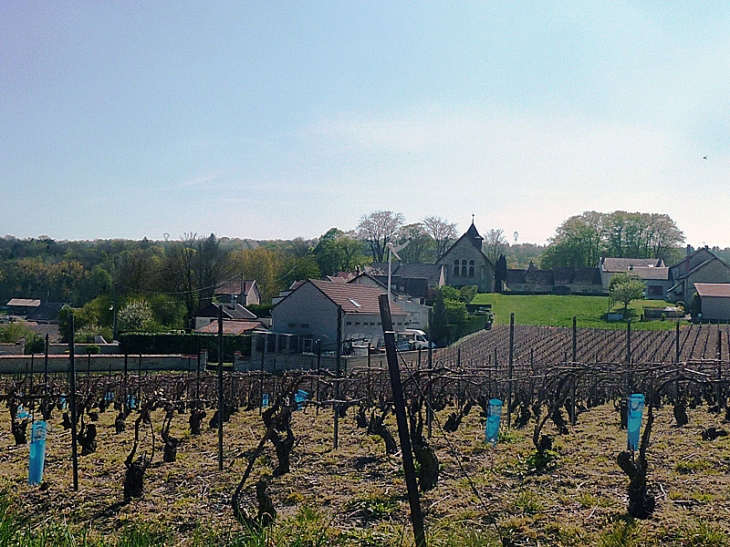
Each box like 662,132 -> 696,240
694,283 -> 730,321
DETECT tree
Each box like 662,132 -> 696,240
494,255 -> 507,293
194,233 -> 229,307
280,255 -> 321,288
396,223 -> 435,264
227,247 -> 284,303
357,211 -> 404,263
118,299 -> 156,332
483,229 -> 507,265
422,216 -> 458,261
609,273 -> 646,318
542,211 -> 685,269
429,286 -> 467,346
541,212 -> 605,269
313,228 -> 369,275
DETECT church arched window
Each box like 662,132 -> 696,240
469,260 -> 475,277
461,260 -> 468,277
453,260 -> 460,277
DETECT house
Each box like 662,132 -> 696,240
271,279 -> 408,354
599,257 -> 668,297
667,248 -> 730,304
552,267 -> 604,295
215,279 -> 261,307
436,221 -> 495,293
6,298 -> 41,316
501,263 -> 605,295
26,302 -> 65,323
693,283 -> 730,321
364,263 -> 445,300
194,301 -> 258,331
503,262 -> 554,294
348,271 -> 430,330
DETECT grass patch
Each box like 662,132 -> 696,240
470,294 -> 683,330
525,448 -> 560,474
512,490 -> 546,515
675,459 -> 716,475
345,492 -> 400,521
674,519 -> 730,546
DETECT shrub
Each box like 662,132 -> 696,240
85,344 -> 101,355
24,336 -> 45,355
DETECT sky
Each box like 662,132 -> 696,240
2,1 -> 729,248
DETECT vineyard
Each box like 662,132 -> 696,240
2,322 -> 730,545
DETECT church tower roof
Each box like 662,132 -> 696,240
465,217 -> 483,249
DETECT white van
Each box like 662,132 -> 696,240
397,329 -> 433,350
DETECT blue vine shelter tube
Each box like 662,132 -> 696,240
486,398 -> 502,445
627,393 -> 645,451
28,420 -> 47,485
294,389 -> 308,410
262,393 -> 270,408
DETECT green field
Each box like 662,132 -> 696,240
470,293 -> 685,330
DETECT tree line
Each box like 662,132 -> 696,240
539,211 -> 688,269
1,210 -> 726,341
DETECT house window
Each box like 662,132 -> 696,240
453,260 -> 460,277
300,323 -> 309,328
355,322 -> 360,326
288,322 -> 298,328
469,260 -> 475,277
461,260 -> 468,277
346,321 -> 352,326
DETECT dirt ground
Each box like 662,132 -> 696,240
2,395 -> 730,546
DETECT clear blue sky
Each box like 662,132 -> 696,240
2,1 -> 729,247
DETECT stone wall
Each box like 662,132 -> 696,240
0,354 -> 197,375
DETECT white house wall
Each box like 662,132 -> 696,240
272,283 -> 340,350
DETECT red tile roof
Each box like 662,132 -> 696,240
195,321 -> 265,334
694,283 -> 730,298
308,279 -> 406,316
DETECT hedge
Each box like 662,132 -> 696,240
119,332 -> 251,362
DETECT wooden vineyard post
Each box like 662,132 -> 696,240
456,348 -> 461,408
260,334 -> 266,414
334,307 -> 342,450
68,312 -> 79,491
427,307 -> 433,439
626,321 -> 632,397
196,349 -> 201,402
123,347 -> 128,413
367,348 -> 372,407
43,334 -> 49,418
507,313 -> 514,429
717,326 -> 723,415
137,354 -> 142,403
571,316 -> 577,426
29,354 -> 34,412
218,306 -> 224,471
378,294 -> 427,547
675,321 -> 680,404
316,340 -> 322,416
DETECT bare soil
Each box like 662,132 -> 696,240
2,396 -> 730,546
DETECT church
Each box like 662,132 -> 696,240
436,220 -> 495,293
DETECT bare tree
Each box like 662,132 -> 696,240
483,228 -> 507,266
357,210 -> 405,262
422,216 -> 458,261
